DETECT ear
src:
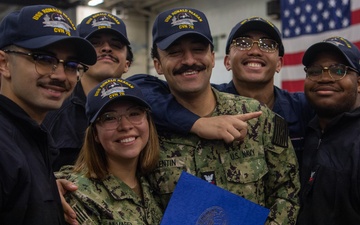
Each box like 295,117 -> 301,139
210,50 -> 215,69
92,128 -> 100,143
122,60 -> 131,74
275,56 -> 283,73
357,76 -> 360,93
224,55 -> 232,71
94,135 -> 100,143
153,58 -> 164,75
0,51 -> 11,79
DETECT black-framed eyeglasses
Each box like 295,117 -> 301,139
96,106 -> 149,130
304,64 -> 359,82
231,37 -> 279,53
2,50 -> 88,76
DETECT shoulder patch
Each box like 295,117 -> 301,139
272,114 -> 289,148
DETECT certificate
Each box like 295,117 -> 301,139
160,171 -> 270,225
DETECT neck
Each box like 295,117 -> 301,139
173,86 -> 216,117
1,89 -> 46,124
233,80 -> 275,109
80,75 -> 101,96
107,158 -> 138,188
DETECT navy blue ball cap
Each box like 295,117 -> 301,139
77,12 -> 130,45
302,36 -> 360,73
0,5 -> 96,65
152,7 -> 213,50
86,78 -> 151,124
225,17 -> 284,56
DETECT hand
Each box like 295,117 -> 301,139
56,179 -> 78,225
191,111 -> 262,143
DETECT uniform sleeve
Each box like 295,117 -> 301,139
261,108 -> 301,225
58,171 -> 101,224
65,192 -> 100,224
0,139 -> 29,210
127,74 -> 200,133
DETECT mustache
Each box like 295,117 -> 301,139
173,64 -> 206,75
97,54 -> 119,63
242,56 -> 265,64
42,79 -> 69,91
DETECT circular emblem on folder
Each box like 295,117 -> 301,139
196,206 -> 228,225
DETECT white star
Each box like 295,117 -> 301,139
300,15 -> 306,23
295,26 -> 301,35
342,0 -> 349,5
284,28 -> 290,37
329,20 -> 336,29
329,0 -> 336,8
295,6 -> 301,15
317,1 -> 324,11
336,9 -> 342,18
317,23 -> 324,32
322,10 -> 330,20
305,4 -> 312,13
305,24 -> 312,33
342,18 -> 349,27
284,9 -> 290,18
311,14 -> 318,23
289,18 -> 296,27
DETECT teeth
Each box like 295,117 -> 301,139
120,137 -> 135,143
183,71 -> 197,75
246,62 -> 262,68
48,89 -> 61,93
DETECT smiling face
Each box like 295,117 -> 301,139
153,35 -> 215,99
94,101 -> 149,164
86,32 -> 130,82
224,31 -> 282,86
0,44 -> 78,122
304,51 -> 360,118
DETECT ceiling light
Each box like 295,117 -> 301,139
88,0 -> 104,6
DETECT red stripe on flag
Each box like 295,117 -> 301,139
281,80 -> 305,93
354,41 -> 360,49
351,8 -> 360,24
283,52 -> 304,66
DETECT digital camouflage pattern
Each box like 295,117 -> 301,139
148,88 -> 300,225
56,166 -> 163,225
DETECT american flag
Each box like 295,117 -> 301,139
280,0 -> 360,92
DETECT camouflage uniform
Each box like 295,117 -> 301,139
148,88 -> 300,225
56,166 -> 163,225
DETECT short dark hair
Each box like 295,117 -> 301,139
126,45 -> 134,66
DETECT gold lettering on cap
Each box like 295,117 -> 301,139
33,12 -> 43,20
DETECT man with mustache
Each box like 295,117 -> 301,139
0,5 -> 96,224
146,7 -> 300,224
297,36 -> 360,225
43,12 -> 134,171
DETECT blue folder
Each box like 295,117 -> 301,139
160,171 -> 270,225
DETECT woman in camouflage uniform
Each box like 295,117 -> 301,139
57,78 -> 163,224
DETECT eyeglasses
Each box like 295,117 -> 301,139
96,106 -> 148,130
231,37 -> 279,53
2,50 -> 88,76
304,64 -> 359,82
